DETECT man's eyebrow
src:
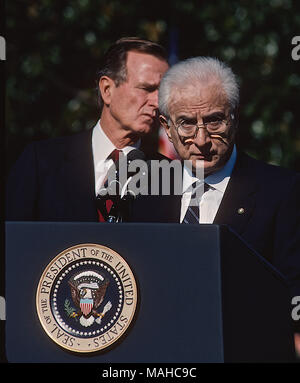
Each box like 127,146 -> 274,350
202,111 -> 226,120
174,111 -> 226,123
139,82 -> 159,90
175,113 -> 196,121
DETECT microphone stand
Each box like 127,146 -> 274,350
96,149 -> 146,223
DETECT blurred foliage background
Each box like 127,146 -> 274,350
5,0 -> 300,172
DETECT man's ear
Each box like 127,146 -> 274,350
98,76 -> 115,106
159,115 -> 173,143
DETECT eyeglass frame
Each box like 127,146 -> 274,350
163,114 -> 234,144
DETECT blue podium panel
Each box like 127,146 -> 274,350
5,222 -> 224,363
220,227 -> 294,362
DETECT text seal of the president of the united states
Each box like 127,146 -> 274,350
36,243 -> 137,353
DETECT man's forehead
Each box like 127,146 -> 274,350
126,51 -> 168,80
168,80 -> 228,114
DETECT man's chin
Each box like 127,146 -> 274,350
203,163 -> 224,177
191,159 -> 221,177
133,124 -> 153,136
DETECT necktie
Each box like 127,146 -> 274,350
110,148 -> 121,163
182,182 -> 209,224
97,149 -> 122,222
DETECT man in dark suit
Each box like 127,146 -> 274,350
6,37 -> 169,221
130,57 -> 300,343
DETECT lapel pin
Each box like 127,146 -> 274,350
237,207 -> 245,215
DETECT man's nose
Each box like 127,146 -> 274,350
193,127 -> 211,148
148,89 -> 159,109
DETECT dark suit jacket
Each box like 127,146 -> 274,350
5,129 -> 166,222
130,151 -> 300,302
6,134 -> 300,324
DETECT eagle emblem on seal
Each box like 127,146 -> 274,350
67,270 -> 112,327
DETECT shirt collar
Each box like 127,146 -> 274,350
92,120 -> 141,163
182,144 -> 237,194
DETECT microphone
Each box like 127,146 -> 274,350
98,149 -> 146,198
96,149 -> 147,222
119,149 -> 147,200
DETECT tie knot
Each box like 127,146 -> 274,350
190,181 -> 209,196
110,149 -> 122,163
182,182 -> 209,225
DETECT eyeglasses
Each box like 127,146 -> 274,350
168,116 -> 231,144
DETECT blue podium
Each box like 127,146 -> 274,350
5,222 -> 295,362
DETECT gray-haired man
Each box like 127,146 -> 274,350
130,57 -> 300,349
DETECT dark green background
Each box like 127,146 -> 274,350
5,0 -> 300,172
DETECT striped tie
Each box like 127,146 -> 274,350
182,182 -> 209,224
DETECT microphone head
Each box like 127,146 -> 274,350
113,149 -> 145,172
121,149 -> 147,179
126,149 -> 146,162
103,149 -> 147,198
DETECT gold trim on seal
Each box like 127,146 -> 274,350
36,243 -> 137,353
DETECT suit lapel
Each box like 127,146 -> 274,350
63,129 -> 98,221
161,195 -> 181,222
62,133 -> 178,222
213,152 -> 258,235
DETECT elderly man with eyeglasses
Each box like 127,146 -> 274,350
130,57 -> 300,353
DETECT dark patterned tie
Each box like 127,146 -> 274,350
182,182 -> 209,224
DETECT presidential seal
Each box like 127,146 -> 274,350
36,244 -> 137,353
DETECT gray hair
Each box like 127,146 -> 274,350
158,57 -> 239,118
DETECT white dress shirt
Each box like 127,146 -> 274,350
180,145 -> 237,223
92,120 -> 141,196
